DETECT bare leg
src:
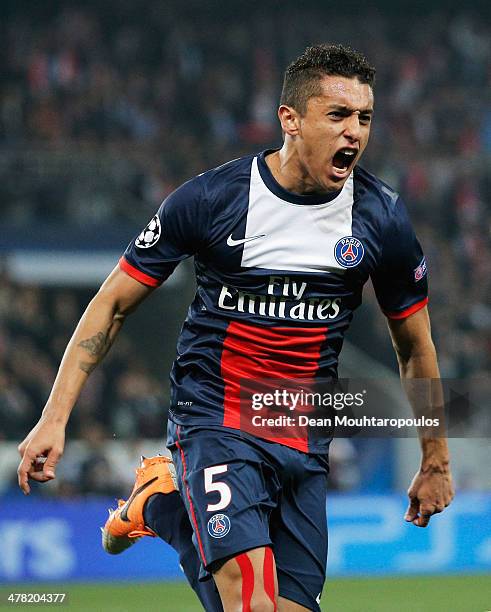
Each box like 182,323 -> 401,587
213,547 -> 278,612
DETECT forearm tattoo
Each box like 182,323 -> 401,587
78,331 -> 108,357
77,327 -> 114,375
77,312 -> 125,375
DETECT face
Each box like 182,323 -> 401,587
280,75 -> 374,193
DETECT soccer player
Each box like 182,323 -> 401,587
17,44 -> 454,611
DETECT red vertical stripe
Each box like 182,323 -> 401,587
220,322 -> 328,452
263,547 -> 277,610
236,552 -> 255,612
176,430 -> 207,567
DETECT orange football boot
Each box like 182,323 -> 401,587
102,455 -> 178,554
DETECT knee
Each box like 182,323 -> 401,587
249,596 -> 276,612
217,578 -> 277,612
214,548 -> 278,612
224,595 -> 276,612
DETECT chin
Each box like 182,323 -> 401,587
325,174 -> 349,190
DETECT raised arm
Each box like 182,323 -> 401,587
387,306 -> 454,527
17,266 -> 153,494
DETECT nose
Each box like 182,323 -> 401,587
343,113 -> 362,142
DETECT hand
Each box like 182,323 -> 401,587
17,416 -> 66,495
404,464 -> 454,527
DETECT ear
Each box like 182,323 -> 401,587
278,105 -> 300,136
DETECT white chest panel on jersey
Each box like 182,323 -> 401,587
241,157 -> 353,273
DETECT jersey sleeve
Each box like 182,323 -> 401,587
371,196 -> 428,319
120,176 -> 208,287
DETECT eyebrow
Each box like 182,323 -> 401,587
329,105 -> 374,115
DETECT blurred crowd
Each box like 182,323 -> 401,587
0,266 -> 167,444
1,2 -> 490,494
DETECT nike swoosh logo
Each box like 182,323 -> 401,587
227,233 -> 266,247
120,476 -> 159,522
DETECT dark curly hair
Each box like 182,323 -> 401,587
280,44 -> 376,115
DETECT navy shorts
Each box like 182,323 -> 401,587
167,421 -> 329,611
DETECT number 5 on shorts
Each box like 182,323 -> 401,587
204,465 -> 231,511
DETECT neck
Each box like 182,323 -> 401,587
265,144 -> 339,196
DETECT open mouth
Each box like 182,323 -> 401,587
332,147 -> 358,173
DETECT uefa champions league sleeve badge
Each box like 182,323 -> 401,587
135,215 -> 162,249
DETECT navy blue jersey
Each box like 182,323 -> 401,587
121,150 -> 428,453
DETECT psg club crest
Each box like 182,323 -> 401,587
334,236 -> 365,268
135,214 -> 161,249
207,514 -> 231,539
